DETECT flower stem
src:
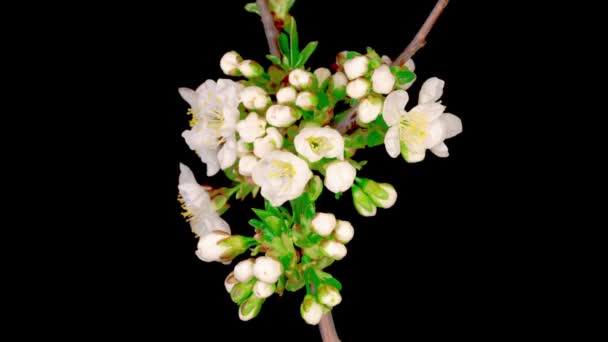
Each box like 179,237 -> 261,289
256,0 -> 281,58
319,312 -> 340,342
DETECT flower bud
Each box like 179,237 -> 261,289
324,161 -> 356,193
311,212 -> 336,236
220,51 -> 242,76
239,294 -> 264,321
238,59 -> 264,78
314,67 -> 331,86
332,72 -> 348,89
234,258 -> 255,282
357,95 -> 383,123
295,91 -> 319,111
289,69 -> 313,89
237,112 -> 266,143
321,240 -> 347,260
237,140 -> 252,156
346,78 -> 370,99
253,280 -> 276,299
265,104 -> 298,127
300,294 -> 325,325
230,278 -> 255,305
358,178 -> 397,209
276,86 -> 297,104
241,86 -> 270,110
405,58 -> 416,72
317,284 -> 342,307
334,220 -> 354,244
196,232 -> 255,263
253,256 -> 282,284
253,127 -> 283,158
224,272 -> 238,293
351,184 -> 377,217
344,56 -> 369,80
238,155 -> 258,176
371,64 -> 396,94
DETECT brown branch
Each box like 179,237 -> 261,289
256,0 -> 281,58
392,0 -> 449,66
335,0 -> 449,134
319,312 -> 341,342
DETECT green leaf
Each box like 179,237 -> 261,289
287,17 -> 299,64
367,130 -> 384,147
279,33 -> 290,59
324,277 -> 343,290
295,41 -> 318,68
266,54 -> 283,67
252,208 -> 272,221
276,274 -> 286,296
285,270 -> 305,292
349,159 -> 368,170
244,2 -> 260,15
316,91 -> 329,110
248,219 -> 265,230
396,70 -> 416,84
346,51 -> 361,59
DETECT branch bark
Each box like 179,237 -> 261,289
319,312 -> 341,342
391,0 -> 449,66
256,0 -> 281,58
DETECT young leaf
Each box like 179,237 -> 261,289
287,17 -> 299,65
279,33 -> 290,60
266,54 -> 283,67
295,41 -> 318,68
248,219 -> 265,230
367,130 -> 384,147
244,2 -> 260,15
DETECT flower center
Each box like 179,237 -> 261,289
399,112 -> 428,148
306,136 -> 333,155
269,160 -> 296,179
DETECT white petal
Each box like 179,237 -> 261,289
383,90 -> 409,126
430,142 -> 449,157
419,77 -> 445,104
178,163 -> 197,185
218,137 -> 237,169
405,58 -> 415,72
405,150 -> 425,163
238,155 -> 258,176
440,113 -> 463,139
424,120 -> 446,149
178,87 -> 197,108
410,102 -> 445,122
384,126 -> 401,158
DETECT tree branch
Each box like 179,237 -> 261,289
319,312 -> 341,342
256,0 -> 281,58
391,0 -> 449,67
336,0 -> 449,134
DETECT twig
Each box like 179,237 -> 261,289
256,0 -> 281,58
335,0 -> 449,133
319,312 -> 341,342
391,0 -> 449,66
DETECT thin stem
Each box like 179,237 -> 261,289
335,0 -> 449,133
256,0 -> 281,58
319,312 -> 341,342
392,0 -> 449,66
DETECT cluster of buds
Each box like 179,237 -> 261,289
221,51 -> 265,78
311,213 -> 354,260
351,178 -> 397,217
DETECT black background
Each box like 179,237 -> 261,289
50,1 -> 521,340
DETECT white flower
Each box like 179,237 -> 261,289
241,86 -> 270,110
265,104 -> 297,127
344,56 -> 369,80
195,231 -> 231,263
237,139 -> 252,156
253,127 -> 283,159
301,295 -> 324,325
238,155 -> 258,176
253,281 -> 276,299
178,163 -> 230,237
252,151 -> 312,206
324,161 -> 356,193
179,79 -> 242,176
311,212 -> 336,236
225,272 -> 238,293
295,91 -> 318,111
357,95 -> 383,124
383,77 -> 462,162
317,284 -> 342,307
321,240 -> 347,260
334,220 -> 354,244
289,69 -> 313,89
346,78 -> 370,99
238,59 -> 263,78
314,67 -> 331,85
234,258 -> 255,282
253,256 -> 282,284
294,127 -> 344,162
332,72 -> 348,88
371,65 -> 396,94
276,86 -> 297,104
220,51 -> 242,76
237,112 -> 266,143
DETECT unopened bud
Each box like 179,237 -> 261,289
289,69 -> 313,89
295,91 -> 319,111
239,59 -> 264,78
300,294 -> 325,325
346,78 -> 370,99
265,104 -> 297,127
351,184 -> 377,217
234,258 -> 255,282
344,56 -> 369,80
371,64 -> 396,94
276,86 -> 297,104
224,272 -> 238,293
239,294 -> 264,321
311,212 -> 336,236
334,220 -> 354,244
241,86 -> 270,110
314,67 -> 331,86
317,284 -> 342,307
357,95 -> 383,124
253,280 -> 276,299
321,240 -> 347,260
253,256 -> 283,284
220,51 -> 242,76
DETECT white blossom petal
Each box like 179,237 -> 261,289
384,126 -> 401,158
419,77 -> 445,104
424,120 -> 446,149
410,102 -> 445,123
430,142 -> 449,157
178,87 -> 197,108
440,113 -> 463,139
383,90 -> 409,126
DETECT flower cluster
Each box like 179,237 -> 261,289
177,1 -> 461,327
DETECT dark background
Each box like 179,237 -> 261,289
57,1 -> 518,340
